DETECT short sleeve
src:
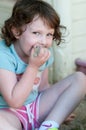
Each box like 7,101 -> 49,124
0,51 -> 16,72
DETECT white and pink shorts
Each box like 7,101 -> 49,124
2,95 -> 41,130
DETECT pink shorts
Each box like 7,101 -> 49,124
3,95 -> 41,130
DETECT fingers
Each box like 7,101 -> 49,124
33,46 -> 41,57
40,48 -> 50,62
63,113 -> 76,124
33,45 -> 50,60
29,45 -> 50,68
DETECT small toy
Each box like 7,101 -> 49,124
33,46 -> 41,57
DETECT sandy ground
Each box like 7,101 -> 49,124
60,97 -> 86,130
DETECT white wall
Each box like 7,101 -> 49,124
72,0 -> 86,71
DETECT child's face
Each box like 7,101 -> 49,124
15,16 -> 54,57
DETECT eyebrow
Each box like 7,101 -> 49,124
28,23 -> 54,33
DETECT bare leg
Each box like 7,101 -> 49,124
0,110 -> 22,130
39,72 -> 86,126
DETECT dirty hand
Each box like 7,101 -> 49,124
29,45 -> 50,69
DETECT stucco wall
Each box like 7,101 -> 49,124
48,0 -> 86,82
72,0 -> 86,71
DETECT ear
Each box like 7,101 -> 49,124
11,27 -> 20,39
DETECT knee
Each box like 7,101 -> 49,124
73,71 -> 86,90
74,71 -> 86,81
0,112 -> 5,118
0,113 -> 6,122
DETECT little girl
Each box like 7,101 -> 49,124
0,0 -> 86,130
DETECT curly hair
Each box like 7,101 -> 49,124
1,0 -> 66,46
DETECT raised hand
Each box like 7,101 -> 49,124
29,45 -> 50,69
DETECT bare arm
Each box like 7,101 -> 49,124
0,47 -> 50,108
0,66 -> 38,108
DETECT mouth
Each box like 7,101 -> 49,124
33,46 -> 41,57
28,45 -> 41,57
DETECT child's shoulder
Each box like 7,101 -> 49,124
0,39 -> 15,63
0,39 -> 9,50
0,39 -> 13,56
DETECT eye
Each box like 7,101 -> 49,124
33,32 -> 40,36
47,33 -> 54,38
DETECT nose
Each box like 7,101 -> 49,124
40,35 -> 46,47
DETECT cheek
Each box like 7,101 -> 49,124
24,39 -> 36,54
47,40 -> 53,47
20,33 -> 36,50
23,38 -> 34,48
